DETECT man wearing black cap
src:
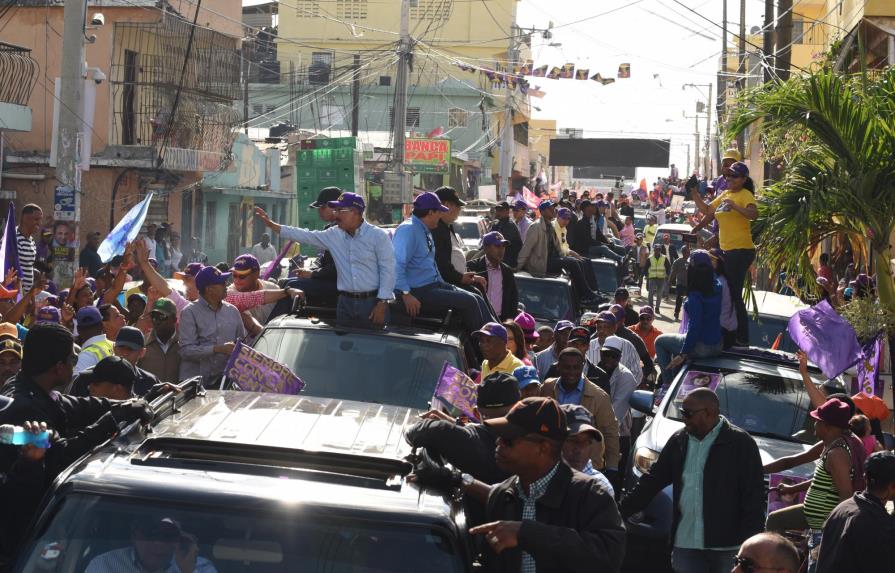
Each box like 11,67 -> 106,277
816,451 -> 895,572
490,201 -> 523,268
613,287 -> 639,326
560,404 -> 614,497
406,372 -> 520,486
84,355 -> 139,400
467,397 -> 625,572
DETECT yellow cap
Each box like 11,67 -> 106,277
722,148 -> 742,161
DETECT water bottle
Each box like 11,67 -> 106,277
0,424 -> 51,448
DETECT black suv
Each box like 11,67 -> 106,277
14,381 -> 472,572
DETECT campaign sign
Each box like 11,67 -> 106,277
225,341 -> 305,395
675,370 -> 722,403
767,473 -> 809,513
434,361 -> 478,420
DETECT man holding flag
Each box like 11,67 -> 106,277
15,205 -> 42,295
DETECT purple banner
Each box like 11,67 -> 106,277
433,362 -> 478,420
854,334 -> 884,397
261,240 -> 294,281
674,371 -> 722,403
787,300 -> 863,379
768,473 -> 809,513
225,341 -> 305,395
0,203 -> 21,290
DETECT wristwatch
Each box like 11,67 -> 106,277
460,472 -> 475,488
401,290 -> 411,296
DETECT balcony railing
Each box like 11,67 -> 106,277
0,42 -> 38,106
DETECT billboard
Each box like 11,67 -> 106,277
406,138 -> 451,173
549,138 -> 670,169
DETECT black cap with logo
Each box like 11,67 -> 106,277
477,372 -> 521,409
484,397 -> 569,441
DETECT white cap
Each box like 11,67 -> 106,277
600,335 -> 625,354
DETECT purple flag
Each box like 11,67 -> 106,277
225,341 -> 305,395
853,334 -> 884,396
0,203 -> 21,289
787,300 -> 863,379
261,240 -> 293,281
433,362 -> 478,420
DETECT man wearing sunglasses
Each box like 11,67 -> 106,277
621,388 -> 765,573
467,397 -> 625,573
731,533 -> 800,573
228,254 -> 282,324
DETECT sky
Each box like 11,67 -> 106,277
516,0 -> 768,171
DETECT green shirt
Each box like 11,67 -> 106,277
675,417 -> 736,550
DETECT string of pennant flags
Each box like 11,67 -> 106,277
453,59 -> 632,93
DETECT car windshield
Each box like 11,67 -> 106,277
590,261 -> 619,293
18,494 -> 464,573
749,315 -> 799,352
516,278 -> 573,322
664,366 -> 819,444
453,221 -> 481,240
249,328 -> 463,409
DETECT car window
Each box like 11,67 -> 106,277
516,279 -> 573,322
251,328 -> 463,409
589,261 -> 619,293
748,315 -> 799,352
453,222 -> 481,240
18,494 -> 465,573
664,367 -> 817,444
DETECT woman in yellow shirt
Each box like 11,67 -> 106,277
690,161 -> 757,345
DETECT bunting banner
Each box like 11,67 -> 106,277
559,63 -> 575,79
592,73 -> 615,85
450,58 -> 629,94
575,69 -> 590,80
531,65 -> 548,77
547,66 -> 562,79
618,63 -> 631,78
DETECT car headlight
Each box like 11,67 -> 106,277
633,447 -> 660,474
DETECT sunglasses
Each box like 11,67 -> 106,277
733,555 -> 784,573
680,407 -> 707,419
232,270 -> 253,279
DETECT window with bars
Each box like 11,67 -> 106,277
410,0 -> 452,20
335,0 -> 368,19
296,0 -> 320,17
389,107 -> 421,128
448,108 -> 468,128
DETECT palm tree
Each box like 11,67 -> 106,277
727,66 -> 895,316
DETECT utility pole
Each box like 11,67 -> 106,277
763,0 -> 775,83
694,114 -> 700,177
736,0 -> 746,153
243,44 -> 250,134
718,0 -> 728,161
56,0 -> 87,222
391,0 -> 411,200
705,82 -> 713,177
498,18 -> 518,200
776,0 -> 793,81
351,54 -> 360,137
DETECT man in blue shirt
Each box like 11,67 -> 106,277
393,192 -> 490,334
255,193 -> 395,326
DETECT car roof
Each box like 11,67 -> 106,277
515,272 -> 571,285
751,290 -> 808,319
456,215 -> 484,223
58,390 -> 455,522
655,223 -> 693,233
264,314 -> 464,346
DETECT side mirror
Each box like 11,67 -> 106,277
629,390 -> 656,416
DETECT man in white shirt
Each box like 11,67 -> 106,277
250,233 -> 278,266
586,311 -> 642,382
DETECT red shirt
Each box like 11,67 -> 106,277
631,323 -> 662,359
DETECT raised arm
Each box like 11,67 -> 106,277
134,240 -> 173,297
797,351 -> 827,410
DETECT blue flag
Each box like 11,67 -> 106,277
98,193 -> 154,263
0,203 -> 21,288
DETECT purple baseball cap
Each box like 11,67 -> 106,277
596,311 -> 617,324
554,320 -> 574,332
413,192 -> 449,212
689,249 -> 714,268
76,306 -> 103,327
557,207 -> 572,220
639,306 -> 655,319
231,254 -> 260,274
84,277 -> 97,293
512,199 -> 528,211
481,231 -> 510,248
728,161 -> 749,178
472,322 -> 508,343
608,304 -> 626,323
195,266 -> 231,292
35,306 -> 61,324
514,312 -> 539,340
175,262 -> 203,281
327,192 -> 366,212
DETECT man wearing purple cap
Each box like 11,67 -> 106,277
475,322 -> 524,380
229,254 -> 282,324
468,232 -> 518,321
179,266 -> 246,384
392,192 -> 491,333
511,200 -> 531,242
490,201 -> 523,268
255,195 -> 396,325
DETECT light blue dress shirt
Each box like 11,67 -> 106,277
280,221 -> 396,300
675,417 -> 730,550
392,215 -> 442,292
556,377 -> 585,405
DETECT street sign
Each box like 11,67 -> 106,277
405,138 -> 450,173
381,171 -> 412,204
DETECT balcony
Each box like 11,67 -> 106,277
0,42 -> 38,132
108,14 -> 241,172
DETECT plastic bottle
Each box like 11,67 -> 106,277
0,424 -> 51,448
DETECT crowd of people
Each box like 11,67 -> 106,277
0,166 -> 891,573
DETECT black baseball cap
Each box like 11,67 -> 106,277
560,404 -> 601,439
484,397 -> 569,441
435,186 -> 467,207
133,516 -> 182,541
567,327 -> 591,344
494,201 -> 511,210
309,187 -> 343,209
477,372 -> 521,409
865,451 -> 895,487
92,356 -> 137,389
614,287 -> 630,300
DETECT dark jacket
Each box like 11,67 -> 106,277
405,419 -> 509,485
490,217 -> 522,268
545,359 -> 611,396
468,256 -> 519,321
568,216 -> 608,255
432,219 -> 465,286
620,418 -> 765,548
817,491 -> 895,573
616,326 -> 655,383
482,461 -> 625,573
310,222 -> 338,282
68,364 -> 160,398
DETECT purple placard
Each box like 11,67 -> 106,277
674,370 -> 722,403
225,341 -> 305,395
433,361 -> 478,420
768,473 -> 809,513
787,300 -> 863,379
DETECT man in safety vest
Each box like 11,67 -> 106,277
644,244 -> 671,315
73,306 -> 114,375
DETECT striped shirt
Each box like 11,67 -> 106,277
85,546 -> 217,573
803,439 -> 853,529
16,229 -> 36,294
515,462 -> 560,573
